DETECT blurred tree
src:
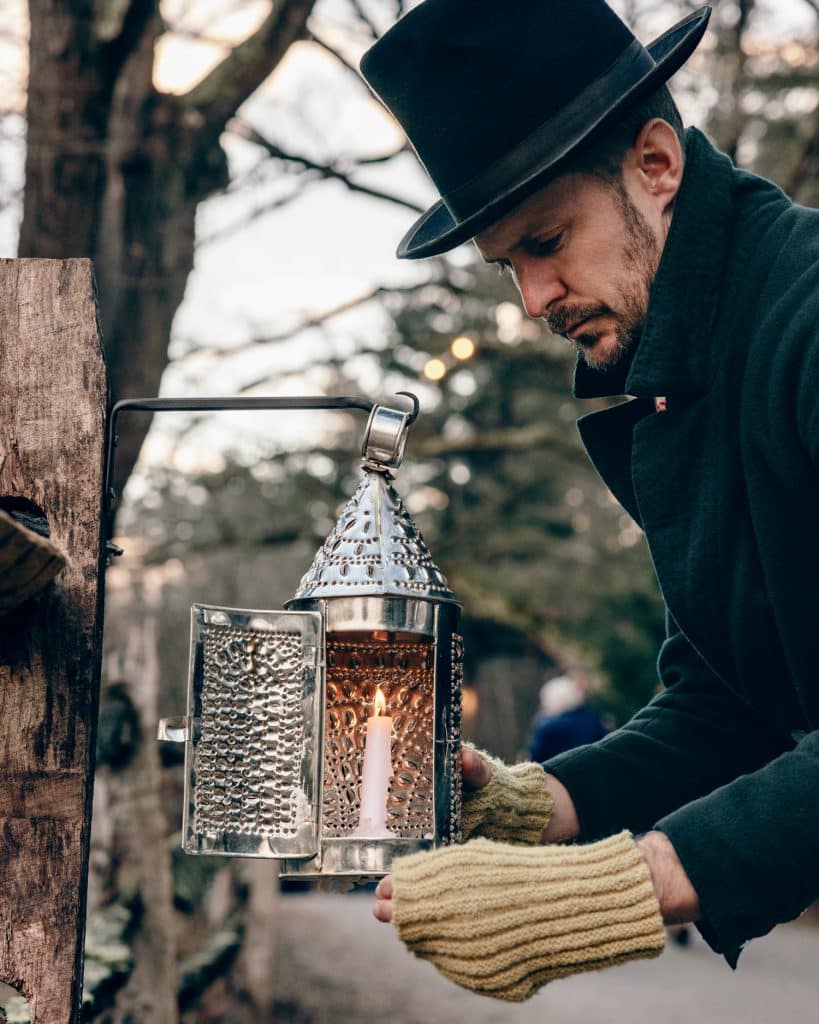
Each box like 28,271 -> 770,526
19,0 -> 309,496
17,0 -> 420,504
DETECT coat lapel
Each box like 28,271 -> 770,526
576,399 -> 653,524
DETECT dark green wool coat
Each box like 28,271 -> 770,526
543,127 -> 819,966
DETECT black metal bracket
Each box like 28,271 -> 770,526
104,392 -> 420,538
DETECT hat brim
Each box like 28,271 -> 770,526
397,6 -> 711,259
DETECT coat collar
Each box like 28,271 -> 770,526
574,127 -> 735,400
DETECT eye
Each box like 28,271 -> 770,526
531,232 -> 563,257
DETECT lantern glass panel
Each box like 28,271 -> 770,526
323,630 -> 435,839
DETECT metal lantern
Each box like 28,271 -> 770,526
158,401 -> 463,879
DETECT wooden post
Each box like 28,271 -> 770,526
0,259 -> 108,1022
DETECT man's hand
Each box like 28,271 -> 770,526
375,832 -> 667,1002
459,743 -> 556,844
373,873 -> 394,923
461,744 -> 494,789
637,830 -> 701,924
375,745 -> 490,924
376,829 -> 699,927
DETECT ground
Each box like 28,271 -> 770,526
273,891 -> 819,1023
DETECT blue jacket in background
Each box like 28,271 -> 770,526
529,707 -> 608,762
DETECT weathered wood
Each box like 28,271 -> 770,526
0,258 -> 108,1023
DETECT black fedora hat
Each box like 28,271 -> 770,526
361,0 -> 711,259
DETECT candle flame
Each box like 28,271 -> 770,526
374,687 -> 386,717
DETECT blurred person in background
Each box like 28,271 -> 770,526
528,670 -> 608,762
364,0 -> 819,1003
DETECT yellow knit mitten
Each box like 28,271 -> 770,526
393,831 -> 665,1002
461,744 -> 553,844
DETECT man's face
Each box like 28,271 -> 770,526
475,171 -> 662,370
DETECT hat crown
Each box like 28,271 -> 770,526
360,1 -> 711,258
362,0 -> 639,195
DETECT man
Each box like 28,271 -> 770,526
359,0 -> 819,1003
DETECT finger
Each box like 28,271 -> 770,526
373,898 -> 394,923
460,746 -> 494,790
375,874 -> 394,899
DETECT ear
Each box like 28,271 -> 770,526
629,118 -> 684,215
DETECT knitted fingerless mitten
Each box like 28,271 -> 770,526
393,830 -> 665,1002
461,744 -> 553,844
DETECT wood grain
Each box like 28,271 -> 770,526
0,258 -> 108,1022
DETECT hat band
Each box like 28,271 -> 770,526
442,38 -> 656,222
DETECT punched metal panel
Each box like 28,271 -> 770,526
183,605 -> 324,858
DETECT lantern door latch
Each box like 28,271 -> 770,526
157,716 -> 188,742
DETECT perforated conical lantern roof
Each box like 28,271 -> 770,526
293,469 -> 456,602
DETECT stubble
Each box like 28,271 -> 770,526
556,178 -> 661,371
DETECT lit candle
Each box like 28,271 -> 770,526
354,687 -> 394,838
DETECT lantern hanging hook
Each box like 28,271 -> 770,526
396,390 -> 420,425
360,391 -> 420,473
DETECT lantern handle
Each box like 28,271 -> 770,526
104,393 -> 420,533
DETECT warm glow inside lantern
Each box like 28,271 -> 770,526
159,403 -> 463,880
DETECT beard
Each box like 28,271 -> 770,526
545,180 -> 661,370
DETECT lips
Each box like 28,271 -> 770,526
567,315 -> 596,340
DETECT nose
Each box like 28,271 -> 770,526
514,258 -> 567,319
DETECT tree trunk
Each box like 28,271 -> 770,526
234,861 -> 280,1022
19,0 -> 315,504
91,564 -> 179,1023
19,3 -> 111,259
19,0 -> 197,502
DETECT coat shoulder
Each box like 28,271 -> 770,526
723,182 -> 819,466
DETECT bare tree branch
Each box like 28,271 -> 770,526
197,174 -> 320,245
182,0 -> 316,142
229,120 -> 424,212
309,30 -> 362,79
356,145 -> 411,165
175,281 -> 436,361
450,572 -> 571,665
722,0 -> 754,163
418,423 -> 580,459
348,0 -> 380,39
158,26 -> 238,45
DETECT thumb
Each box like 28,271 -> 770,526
460,745 -> 494,791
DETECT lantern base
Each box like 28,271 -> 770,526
279,836 -> 433,879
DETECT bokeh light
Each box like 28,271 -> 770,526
423,358 -> 447,381
451,335 -> 476,360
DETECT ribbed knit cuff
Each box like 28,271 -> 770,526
461,746 -> 554,844
393,831 -> 665,1002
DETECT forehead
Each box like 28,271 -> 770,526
474,172 -> 607,256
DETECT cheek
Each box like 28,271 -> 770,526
563,242 -> 618,293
